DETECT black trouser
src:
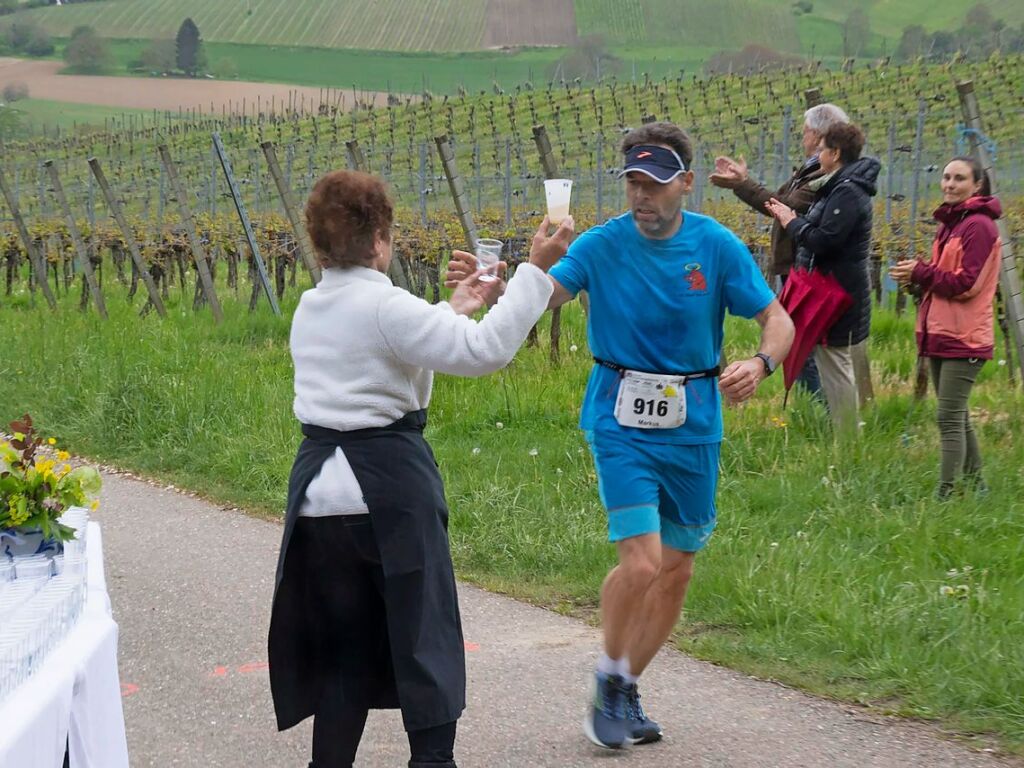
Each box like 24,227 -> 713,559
311,711 -> 457,767
299,515 -> 460,767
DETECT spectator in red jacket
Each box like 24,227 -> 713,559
890,156 -> 1001,499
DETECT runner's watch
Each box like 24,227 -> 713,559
754,352 -> 777,377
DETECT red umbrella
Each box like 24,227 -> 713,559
779,266 -> 853,399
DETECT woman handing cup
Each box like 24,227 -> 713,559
269,168 -> 574,768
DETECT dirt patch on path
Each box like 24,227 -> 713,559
0,58 -> 394,113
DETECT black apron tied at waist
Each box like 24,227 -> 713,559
269,409 -> 466,733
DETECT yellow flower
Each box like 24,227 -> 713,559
59,464 -> 72,477
90,500 -> 100,512
47,438 -> 57,445
7,494 -> 30,527
34,458 -> 56,476
57,450 -> 70,461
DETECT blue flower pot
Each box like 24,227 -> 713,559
0,528 -> 62,561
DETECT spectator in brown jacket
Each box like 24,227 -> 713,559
710,103 -> 849,400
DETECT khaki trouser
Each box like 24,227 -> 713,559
813,341 -> 863,428
929,357 -> 984,490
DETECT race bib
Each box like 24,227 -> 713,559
613,370 -> 686,429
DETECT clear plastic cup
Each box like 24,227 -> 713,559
14,559 -> 52,582
475,238 -> 503,282
63,538 -> 85,558
544,179 -> 573,224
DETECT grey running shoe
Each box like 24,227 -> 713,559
624,683 -> 663,744
583,671 -> 628,749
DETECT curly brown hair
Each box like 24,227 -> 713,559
821,123 -> 865,165
305,170 -> 394,269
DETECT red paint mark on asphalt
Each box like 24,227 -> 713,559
208,666 -> 229,678
237,661 -> 270,674
121,683 -> 139,697
464,642 -> 480,652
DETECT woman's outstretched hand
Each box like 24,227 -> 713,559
448,269 -> 507,316
444,216 -> 575,292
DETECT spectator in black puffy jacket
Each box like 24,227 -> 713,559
765,123 -> 880,428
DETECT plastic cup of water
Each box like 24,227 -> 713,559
475,238 -> 503,282
14,559 -> 51,582
544,179 -> 573,224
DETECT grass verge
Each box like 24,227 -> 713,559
1,279 -> 1022,754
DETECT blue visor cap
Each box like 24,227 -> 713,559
618,144 -> 688,183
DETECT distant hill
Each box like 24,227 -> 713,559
4,0 -> 1023,55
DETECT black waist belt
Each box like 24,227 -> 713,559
593,357 -> 721,381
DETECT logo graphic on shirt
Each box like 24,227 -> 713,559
684,262 -> 707,292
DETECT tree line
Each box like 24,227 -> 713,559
0,17 -> 212,77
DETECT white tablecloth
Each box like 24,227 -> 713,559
0,522 -> 130,768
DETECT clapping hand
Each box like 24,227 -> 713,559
709,155 -> 748,189
765,198 -> 797,228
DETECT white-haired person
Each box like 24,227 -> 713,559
710,102 -> 850,399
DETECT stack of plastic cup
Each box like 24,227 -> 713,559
0,508 -> 92,703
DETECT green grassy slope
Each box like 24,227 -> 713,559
7,0 -> 489,51
6,0 -> 1023,55
6,98 -> 169,133
574,0 -> 801,50
801,0 -> 1024,33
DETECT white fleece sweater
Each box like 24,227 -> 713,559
291,263 -> 554,516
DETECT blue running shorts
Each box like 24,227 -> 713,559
585,431 -> 720,552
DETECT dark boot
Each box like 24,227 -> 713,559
409,763 -> 456,768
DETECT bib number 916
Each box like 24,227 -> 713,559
613,370 -> 686,429
634,398 -> 669,417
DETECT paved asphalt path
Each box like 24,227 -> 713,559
95,470 -> 1019,768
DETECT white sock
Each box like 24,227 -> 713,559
597,653 -> 620,676
618,657 -> 639,685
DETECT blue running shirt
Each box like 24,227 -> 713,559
549,212 -> 775,444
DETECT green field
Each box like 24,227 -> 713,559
74,39 -> 713,93
574,0 -> 801,50
4,98 -> 170,135
802,0 -> 1024,34
8,0 -> 490,52
1,275 -> 1022,753
59,39 -> 575,93
6,0 -> 1024,56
